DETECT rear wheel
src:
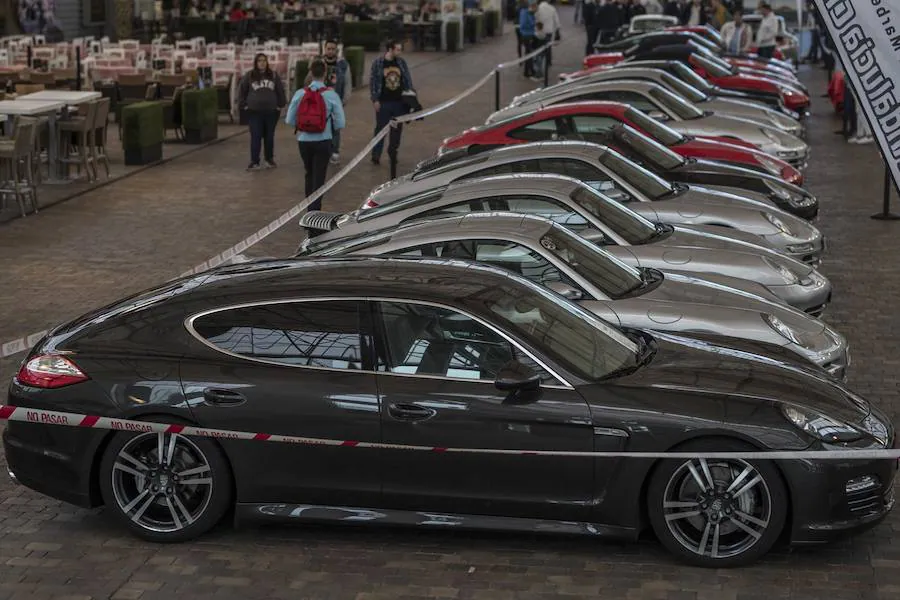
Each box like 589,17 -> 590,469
646,439 -> 788,567
99,424 -> 232,542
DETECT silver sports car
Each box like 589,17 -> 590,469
362,142 -> 823,262
511,66 -> 802,136
299,174 -> 832,315
487,79 -> 809,166
299,212 -> 848,378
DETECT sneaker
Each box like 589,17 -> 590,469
529,76 -> 542,82
848,136 -> 864,144
246,162 -> 260,171
330,153 -> 340,165
860,135 -> 875,144
264,160 -> 277,169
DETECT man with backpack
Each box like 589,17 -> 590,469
369,39 -> 414,166
285,59 -> 346,212
304,39 -> 350,165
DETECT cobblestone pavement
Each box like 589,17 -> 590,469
3,9 -> 900,600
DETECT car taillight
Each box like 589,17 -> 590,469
783,166 -> 803,186
16,354 -> 89,389
362,198 -> 379,209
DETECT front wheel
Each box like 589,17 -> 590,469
99,425 -> 233,542
646,439 -> 788,567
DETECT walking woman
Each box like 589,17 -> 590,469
238,53 -> 287,170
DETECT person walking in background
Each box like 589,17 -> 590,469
536,0 -> 560,67
533,21 -> 549,78
305,38 -> 349,164
238,53 -> 286,171
285,59 -> 346,211
519,1 -> 538,81
583,0 -> 599,55
708,0 -> 729,29
663,0 -> 682,19
514,0 -> 528,57
644,0 -> 663,14
369,39 -> 414,166
755,2 -> 778,58
682,0 -> 706,26
721,11 -> 751,53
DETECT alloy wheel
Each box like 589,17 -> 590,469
110,432 -> 214,533
662,458 -> 773,560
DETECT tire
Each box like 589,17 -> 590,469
98,417 -> 233,542
646,438 -> 788,568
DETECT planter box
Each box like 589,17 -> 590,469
340,21 -> 382,51
181,87 -> 219,144
121,101 -> 164,166
343,46 -> 365,89
446,21 -> 461,52
293,60 -> 309,92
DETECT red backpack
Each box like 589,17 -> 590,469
295,85 -> 331,134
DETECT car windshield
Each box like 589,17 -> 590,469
693,53 -> 735,77
668,62 -> 715,92
569,183 -> 659,244
624,107 -> 685,145
632,18 -> 675,32
541,224 -> 645,298
475,271 -> 639,380
615,124 -> 686,170
596,147 -> 673,198
647,86 -> 705,120
659,71 -> 708,102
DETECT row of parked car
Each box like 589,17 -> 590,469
4,26 -> 893,569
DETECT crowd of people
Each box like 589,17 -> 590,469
515,0 -> 562,82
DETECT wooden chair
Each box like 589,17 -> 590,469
0,119 -> 38,216
90,97 -> 111,178
58,100 -> 99,181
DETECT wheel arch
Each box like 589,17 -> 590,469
88,410 -> 237,508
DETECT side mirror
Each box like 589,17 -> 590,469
494,360 -> 542,393
546,281 -> 584,301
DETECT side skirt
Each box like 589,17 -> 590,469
234,503 -> 639,540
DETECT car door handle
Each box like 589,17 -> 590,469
202,388 -> 247,407
388,403 -> 436,422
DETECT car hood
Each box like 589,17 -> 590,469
670,114 -> 806,153
626,197 -> 790,238
597,233 -> 812,287
703,98 -> 801,133
601,332 -> 868,422
676,157 -> 802,187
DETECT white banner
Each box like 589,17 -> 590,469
814,0 -> 900,186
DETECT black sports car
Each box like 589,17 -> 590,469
4,257 -> 895,567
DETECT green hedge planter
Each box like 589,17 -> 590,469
293,60 -> 309,92
485,10 -> 500,36
343,46 -> 365,89
181,87 -> 218,144
122,101 -> 164,165
446,21 -> 460,52
341,21 -> 382,51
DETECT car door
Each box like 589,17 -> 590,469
180,299 -> 382,507
371,299 -> 597,522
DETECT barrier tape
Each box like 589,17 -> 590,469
1,404 -> 898,460
0,42 -> 559,361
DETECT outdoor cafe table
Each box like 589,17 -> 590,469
16,90 -> 102,104
0,99 -> 67,183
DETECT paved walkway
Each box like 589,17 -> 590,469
3,9 -> 900,599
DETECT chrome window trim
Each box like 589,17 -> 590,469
184,296 -> 575,390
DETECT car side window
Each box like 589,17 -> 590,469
584,91 -> 658,113
508,118 -> 561,141
412,200 -> 482,221
536,158 -> 635,201
570,115 -> 622,135
192,301 -> 366,370
483,195 -> 591,230
375,301 -> 561,384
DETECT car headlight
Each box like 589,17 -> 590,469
798,270 -> 826,287
762,211 -> 791,234
766,181 -> 815,208
764,313 -> 802,344
787,242 -> 816,254
781,404 -> 864,443
762,256 -> 800,284
756,154 -> 784,176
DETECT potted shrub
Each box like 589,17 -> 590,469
485,10 -> 500,36
122,101 -> 164,165
340,21 -> 382,51
343,46 -> 365,89
446,21 -> 461,52
181,87 -> 218,144
293,60 -> 309,92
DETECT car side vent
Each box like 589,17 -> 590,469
300,211 -> 343,232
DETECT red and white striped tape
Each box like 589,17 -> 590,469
2,404 -> 899,460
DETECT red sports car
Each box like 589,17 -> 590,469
439,102 -> 802,185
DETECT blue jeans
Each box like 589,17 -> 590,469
248,110 -> 279,164
372,100 -> 407,160
331,128 -> 341,155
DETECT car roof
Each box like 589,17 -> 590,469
494,101 -> 631,125
443,172 -> 583,196
416,141 -> 606,176
360,212 -> 557,248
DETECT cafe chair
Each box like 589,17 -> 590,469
90,97 -> 111,179
15,83 -> 45,96
58,100 -> 99,182
0,119 -> 39,217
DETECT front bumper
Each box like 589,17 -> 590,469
767,280 -> 832,317
784,454 -> 896,544
761,233 -> 825,266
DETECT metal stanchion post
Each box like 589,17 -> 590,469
26,46 -> 32,69
872,161 -> 900,220
494,69 -> 501,111
390,154 -> 398,179
75,47 -> 82,91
